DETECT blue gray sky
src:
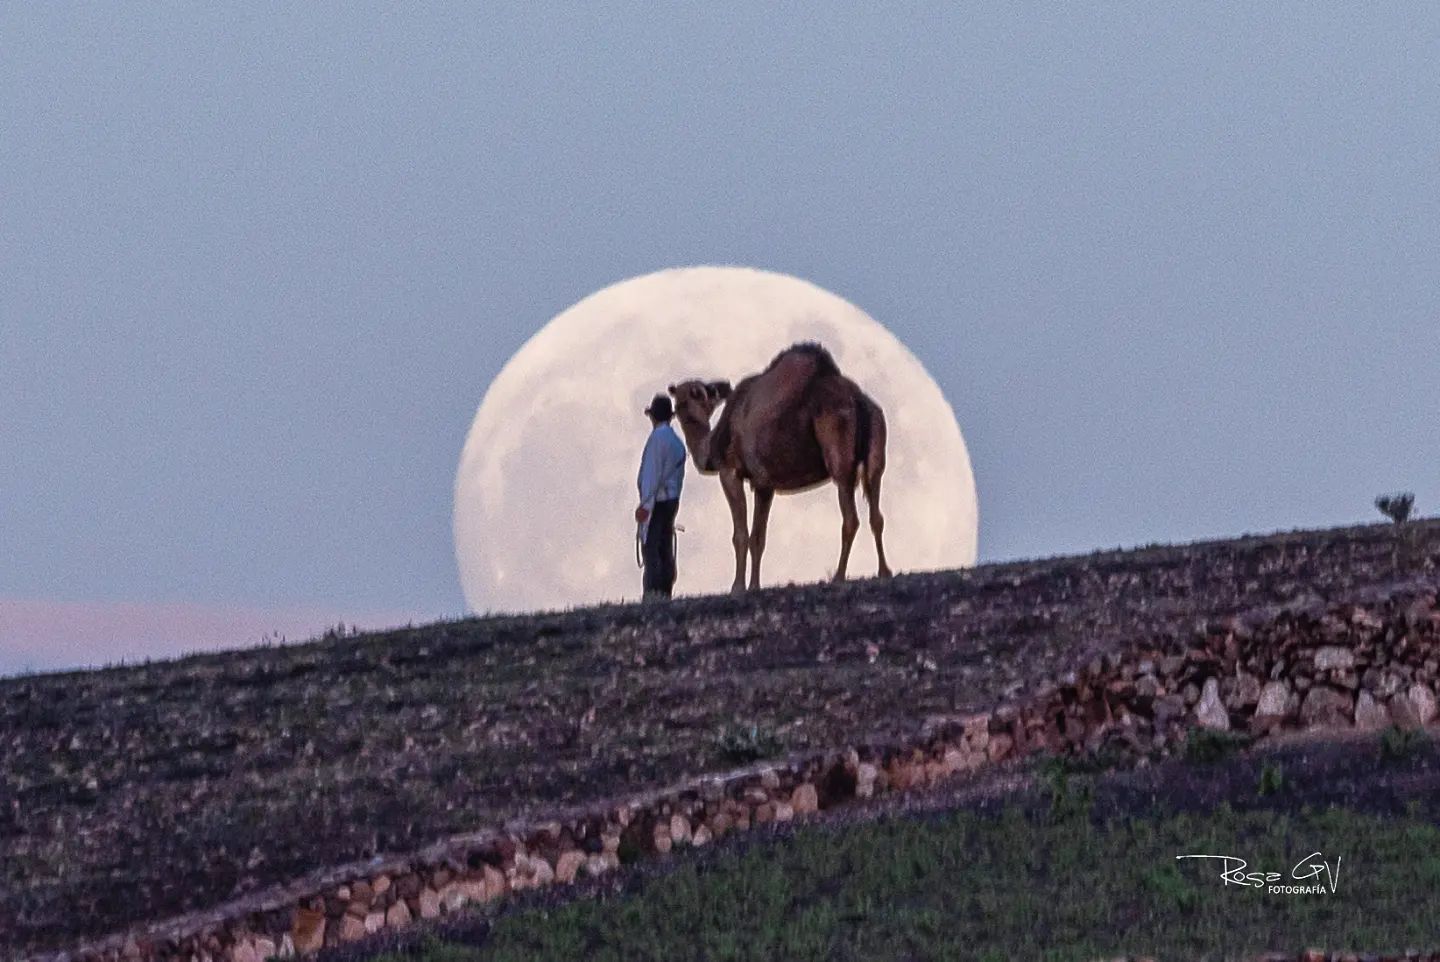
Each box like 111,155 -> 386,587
3,5 -> 1437,674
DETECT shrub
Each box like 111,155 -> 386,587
715,722 -> 783,764
1184,729 -> 1252,764
1257,761 -> 1286,796
1375,492 -> 1414,525
1379,724 -> 1427,764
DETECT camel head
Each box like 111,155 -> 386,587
667,379 -> 731,425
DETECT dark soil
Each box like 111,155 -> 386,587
3,520 -> 1437,957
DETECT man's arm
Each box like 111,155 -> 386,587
637,435 -> 663,512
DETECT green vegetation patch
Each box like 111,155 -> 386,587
388,803 -> 1440,962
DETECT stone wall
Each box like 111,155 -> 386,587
30,581 -> 1439,962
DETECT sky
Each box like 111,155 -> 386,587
3,5 -> 1438,675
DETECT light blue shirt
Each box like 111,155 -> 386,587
637,422 -> 687,511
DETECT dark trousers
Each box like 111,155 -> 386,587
642,499 -> 680,597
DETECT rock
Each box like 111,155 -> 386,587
1351,607 -> 1383,630
669,814 -> 691,844
291,908 -> 325,955
692,824 -> 713,846
987,733 -> 1013,761
417,888 -> 441,919
363,913 -> 385,935
773,802 -> 795,823
887,761 -> 918,791
1314,646 -> 1355,671
1231,672 -> 1261,708
855,763 -> 878,798
254,937 -> 276,961
709,812 -> 733,837
652,824 -> 672,854
791,782 -> 819,815
1354,691 -> 1390,730
1366,667 -> 1404,699
1300,686 -> 1354,727
1255,680 -> 1291,718
484,864 -> 507,900
349,880 -> 373,906
1195,678 -> 1230,731
371,875 -> 391,897
555,850 -> 586,884
1390,692 -> 1424,730
530,857 -> 554,887
229,939 -> 258,962
1152,694 -> 1187,726
277,935 -> 295,959
965,725 -> 990,753
338,915 -> 367,943
384,900 -> 411,929
395,873 -> 422,901
1411,683 -> 1438,726
754,802 -> 776,824
439,883 -> 470,913
760,768 -> 781,789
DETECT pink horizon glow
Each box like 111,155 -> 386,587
0,597 -> 433,676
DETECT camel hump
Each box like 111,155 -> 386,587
765,341 -> 840,378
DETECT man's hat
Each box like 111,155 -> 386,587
644,394 -> 673,420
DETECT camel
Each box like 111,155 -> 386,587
668,342 -> 892,593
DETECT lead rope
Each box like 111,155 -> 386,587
636,523 -> 685,568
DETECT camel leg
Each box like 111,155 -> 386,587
720,469 -> 749,593
833,480 -> 860,582
812,409 -> 861,583
748,487 -> 774,591
863,469 -> 892,578
858,398 -> 892,578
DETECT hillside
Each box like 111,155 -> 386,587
3,519 -> 1438,959
354,729 -> 1440,961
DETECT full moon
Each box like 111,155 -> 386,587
454,266 -> 978,614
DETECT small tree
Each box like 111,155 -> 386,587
1376,492 -> 1420,570
1375,492 -> 1415,525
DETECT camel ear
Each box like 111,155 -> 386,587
707,380 -> 732,400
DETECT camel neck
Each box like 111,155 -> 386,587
674,410 -> 714,472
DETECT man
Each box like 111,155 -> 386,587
635,393 -> 687,600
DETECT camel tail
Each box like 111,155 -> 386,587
854,396 -> 886,500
